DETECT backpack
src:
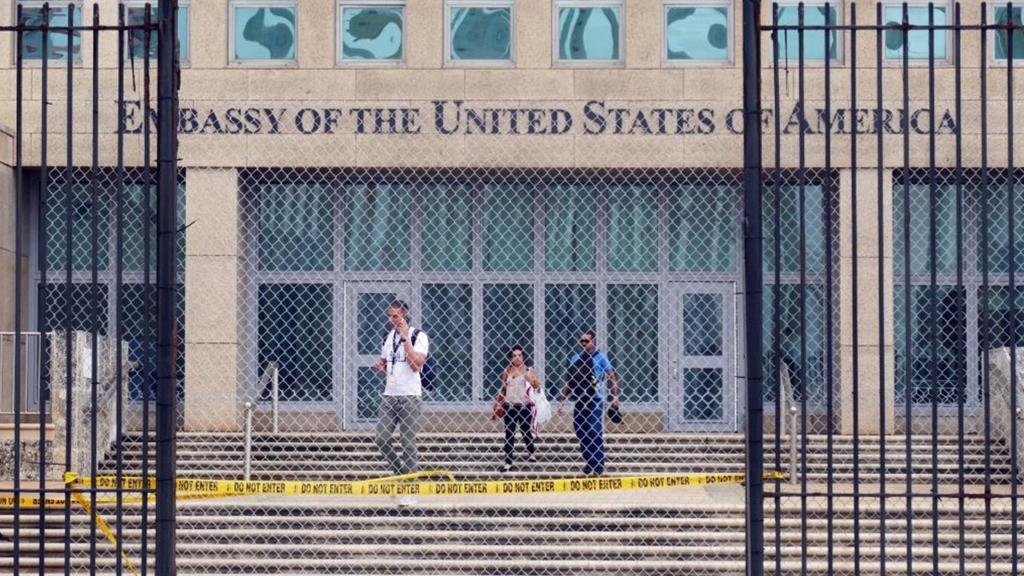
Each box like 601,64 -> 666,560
411,329 -> 435,393
566,353 -> 597,402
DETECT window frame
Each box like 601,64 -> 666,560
991,3 -> 1024,66
770,0 -> 845,66
880,1 -> 953,66
552,0 -> 626,67
12,0 -> 84,66
121,0 -> 192,66
661,0 -> 734,67
443,0 -> 516,68
336,0 -> 406,67
228,0 -> 299,67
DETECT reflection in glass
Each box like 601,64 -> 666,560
422,284 -> 473,401
775,5 -> 839,60
342,7 -> 404,60
126,5 -> 190,61
450,7 -> 512,60
683,293 -> 723,357
20,5 -> 81,62
234,6 -> 297,61
666,7 -> 729,61
608,284 -> 659,402
258,284 -> 333,402
558,7 -> 621,60
884,6 -> 947,60
994,7 -> 1024,61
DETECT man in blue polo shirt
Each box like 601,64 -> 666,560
560,330 -> 620,476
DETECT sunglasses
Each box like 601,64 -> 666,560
579,339 -> 591,344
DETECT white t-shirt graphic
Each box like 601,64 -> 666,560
380,328 -> 430,397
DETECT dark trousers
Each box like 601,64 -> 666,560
573,396 -> 605,473
502,403 -> 535,464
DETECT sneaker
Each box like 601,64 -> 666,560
398,496 -> 418,507
527,453 -> 538,462
581,466 -> 593,476
501,462 -> 513,472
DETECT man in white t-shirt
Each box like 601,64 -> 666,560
371,300 -> 429,476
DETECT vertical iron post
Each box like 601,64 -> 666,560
156,1 -> 179,575
741,2 -> 764,576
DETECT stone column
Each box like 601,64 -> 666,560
840,169 -> 896,435
184,168 -> 241,431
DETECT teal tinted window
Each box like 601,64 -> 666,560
484,184 -> 533,272
233,4 -> 297,61
994,7 -> 1024,61
449,6 -> 513,61
666,6 -> 730,61
775,4 -> 839,60
545,185 -> 596,272
607,185 -> 658,273
761,285 -> 826,403
884,5 -> 947,60
763,184 -> 827,275
668,184 -> 738,272
344,184 -> 411,272
422,284 -> 473,401
126,5 -> 190,62
258,183 -> 333,272
608,284 -> 659,402
422,184 -> 473,272
544,284 -> 597,390
19,4 -> 81,62
558,6 -> 622,61
341,6 -> 404,61
483,284 -> 534,398
892,183 -> 959,276
258,283 -> 333,402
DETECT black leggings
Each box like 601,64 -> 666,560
502,403 -> 535,464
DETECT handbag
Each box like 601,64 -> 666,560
491,402 -> 506,420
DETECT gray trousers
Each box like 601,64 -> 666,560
374,395 -> 422,475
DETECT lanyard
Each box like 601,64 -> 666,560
389,331 -> 404,375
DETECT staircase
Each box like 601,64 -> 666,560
1,432 -> 1018,575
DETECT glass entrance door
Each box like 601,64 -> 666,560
669,283 -> 737,432
343,283 -> 411,430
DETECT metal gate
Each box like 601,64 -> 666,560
0,2 -> 180,575
743,2 -> 1022,574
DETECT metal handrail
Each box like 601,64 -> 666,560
256,361 -> 280,433
243,401 -> 253,482
779,363 -> 799,485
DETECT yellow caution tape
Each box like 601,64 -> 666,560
69,489 -> 141,576
1,471 -> 785,508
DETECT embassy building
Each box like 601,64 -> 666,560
0,0 -> 1022,439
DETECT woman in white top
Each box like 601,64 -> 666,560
492,345 -> 542,472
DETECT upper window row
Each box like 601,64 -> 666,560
14,1 -> 1024,66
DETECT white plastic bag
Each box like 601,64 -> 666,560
530,386 -> 552,431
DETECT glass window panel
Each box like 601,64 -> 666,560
978,182 -> 1024,275
357,367 -> 382,419
123,182 -> 186,274
558,6 -> 622,61
544,284 -> 597,392
894,285 -> 966,405
763,184 -> 827,275
761,285 -> 826,404
607,284 -> 659,402
122,283 -> 186,402
19,4 -> 82,62
607,184 -> 658,273
234,5 -> 297,61
683,368 -> 723,421
449,6 -> 512,61
344,184 -> 411,272
666,6 -> 730,61
356,292 -> 397,356
994,7 -> 1024,61
257,284 -> 333,402
126,5 -> 190,62
341,6 -> 404,61
892,182 -> 960,276
683,293 -> 722,357
484,184 -> 533,272
545,184 -> 596,272
775,4 -> 839,60
884,5 -> 947,60
668,183 -> 738,272
422,183 -> 473,272
483,284 -> 534,399
258,183 -> 333,272
44,180 -> 110,273
422,284 -> 473,402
